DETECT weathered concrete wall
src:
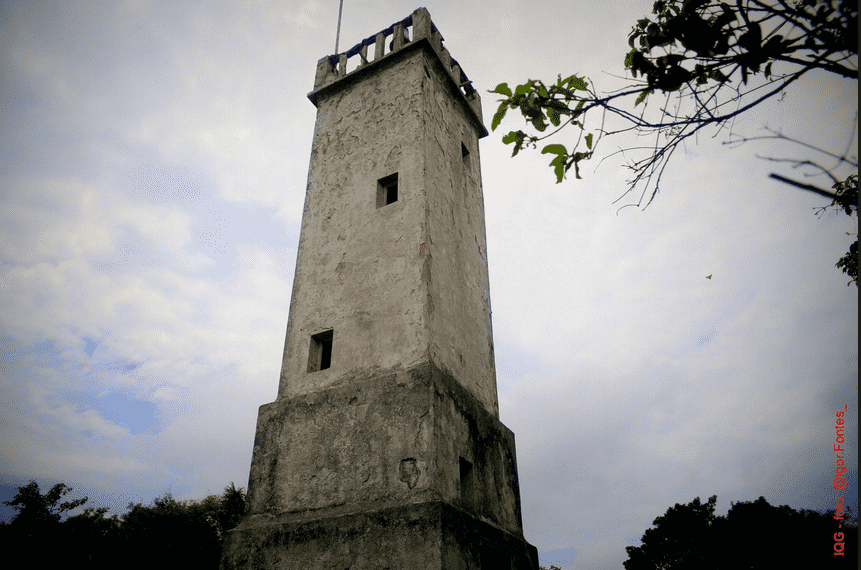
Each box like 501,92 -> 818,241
220,501 -> 538,570
249,368 -> 436,519
246,363 -> 524,536
278,40 -> 499,417
221,502 -> 442,570
418,46 -> 499,418
277,46 -> 429,401
223,11 -> 538,568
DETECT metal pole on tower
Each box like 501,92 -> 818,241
334,0 -> 344,54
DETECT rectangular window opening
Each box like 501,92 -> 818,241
307,329 -> 333,373
459,457 -> 474,510
376,173 -> 399,208
461,142 -> 470,174
480,539 -> 512,570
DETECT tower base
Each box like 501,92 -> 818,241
219,363 -> 537,569
219,501 -> 538,569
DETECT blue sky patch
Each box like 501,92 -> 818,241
63,390 -> 158,435
83,337 -> 99,357
539,546 -> 578,566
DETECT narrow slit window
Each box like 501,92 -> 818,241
377,173 -> 399,208
459,457 -> 474,510
307,329 -> 333,373
461,142 -> 470,170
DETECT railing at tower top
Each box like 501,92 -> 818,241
310,7 -> 485,131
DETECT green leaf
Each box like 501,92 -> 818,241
569,76 -> 589,90
514,81 -> 534,96
547,107 -> 561,126
625,48 -> 636,67
521,101 -> 541,120
502,130 -> 526,156
522,103 -> 542,121
541,144 -> 567,156
491,103 -> 508,131
549,155 -> 566,183
635,89 -> 651,106
547,99 -> 569,111
585,133 -> 593,149
491,83 -> 512,97
502,131 -> 520,145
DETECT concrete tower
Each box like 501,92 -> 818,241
220,8 -> 538,568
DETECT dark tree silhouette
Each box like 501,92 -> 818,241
624,495 -> 723,570
122,484 -> 245,570
624,495 -> 858,569
0,479 -> 247,570
2,480 -> 87,527
220,481 -> 247,531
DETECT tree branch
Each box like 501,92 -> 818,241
768,173 -> 839,199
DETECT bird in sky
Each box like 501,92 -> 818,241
706,274 -> 712,279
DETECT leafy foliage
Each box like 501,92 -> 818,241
625,495 -> 721,569
491,76 -> 597,183
626,0 -> 857,90
0,481 -> 118,568
624,495 -> 858,569
122,492 -> 220,570
2,480 -> 87,525
221,481 -> 247,531
493,0 -> 856,197
831,174 -> 858,285
491,0 -> 857,282
0,480 -> 246,570
62,507 -> 123,569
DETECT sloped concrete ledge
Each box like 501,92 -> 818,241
220,501 -> 538,569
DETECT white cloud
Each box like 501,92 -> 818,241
1,2 -> 856,567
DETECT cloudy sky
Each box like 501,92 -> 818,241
1,1 -> 857,568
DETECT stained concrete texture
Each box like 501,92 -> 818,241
278,12 -> 499,418
221,364 -> 539,568
221,8 -> 538,568
247,364 -> 525,533
220,501 -> 538,570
